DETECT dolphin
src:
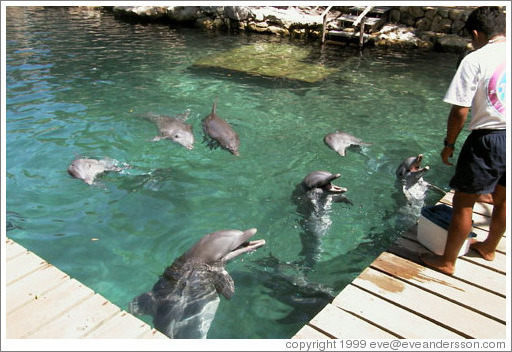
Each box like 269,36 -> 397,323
292,171 -> 352,266
202,102 -> 240,156
67,157 -> 125,185
129,228 -> 265,339
392,154 -> 437,228
144,111 -> 194,150
324,131 -> 372,157
395,154 -> 429,191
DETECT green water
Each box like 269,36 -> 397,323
5,7 -> 464,339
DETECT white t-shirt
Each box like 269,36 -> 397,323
444,41 -> 506,130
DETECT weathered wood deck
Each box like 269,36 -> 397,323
293,191 -> 507,339
4,238 -> 168,339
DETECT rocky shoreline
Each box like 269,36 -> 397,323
100,5 -> 475,53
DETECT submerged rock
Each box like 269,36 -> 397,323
194,42 -> 338,83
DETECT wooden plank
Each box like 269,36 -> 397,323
332,285 -> 463,339
440,191 -> 493,217
293,325 -> 333,339
470,227 -> 507,253
139,328 -> 169,339
6,251 -> 47,285
27,293 -> 120,338
84,311 -> 159,338
460,249 -> 506,274
5,239 -> 28,260
353,268 -> 506,338
371,252 -> 506,323
6,264 -> 69,314
388,237 -> 506,297
309,303 -> 396,339
338,14 -> 381,27
5,238 -> 167,339
6,278 -> 94,338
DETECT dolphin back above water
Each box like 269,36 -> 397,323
129,228 -> 265,339
143,111 -> 194,150
324,131 -> 372,157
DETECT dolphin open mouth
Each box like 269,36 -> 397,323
322,174 -> 347,193
409,154 -> 429,174
304,171 -> 347,193
223,229 -> 266,262
325,183 -> 347,193
224,239 -> 266,262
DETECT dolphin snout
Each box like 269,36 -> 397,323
245,228 -> 257,236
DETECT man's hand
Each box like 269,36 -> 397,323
441,146 -> 454,165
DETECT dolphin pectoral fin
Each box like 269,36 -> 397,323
335,195 -> 353,205
214,272 -> 235,300
129,291 -> 157,316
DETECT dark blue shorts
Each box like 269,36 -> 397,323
450,129 -> 506,194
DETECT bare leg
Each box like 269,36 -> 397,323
421,191 -> 479,275
476,193 -> 493,204
471,184 -> 506,261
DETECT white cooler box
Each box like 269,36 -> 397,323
417,204 -> 476,257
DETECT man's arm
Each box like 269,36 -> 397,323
442,105 -> 470,166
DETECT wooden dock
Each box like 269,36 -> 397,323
293,191 -> 507,339
4,238 -> 168,339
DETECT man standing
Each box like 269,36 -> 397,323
421,6 -> 506,275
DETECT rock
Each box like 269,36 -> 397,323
224,6 -> 252,21
435,34 -> 471,53
168,6 -> 201,22
106,6 -> 477,52
416,17 -> 432,31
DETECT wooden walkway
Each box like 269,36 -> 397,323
4,238 -> 168,339
293,191 -> 507,339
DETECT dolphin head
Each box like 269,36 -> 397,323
225,136 -> 240,156
396,154 -> 429,189
68,158 -> 122,185
184,228 -> 265,265
168,127 -> 194,150
396,154 -> 429,179
302,171 -> 347,193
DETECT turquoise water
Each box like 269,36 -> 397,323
5,7 -> 464,339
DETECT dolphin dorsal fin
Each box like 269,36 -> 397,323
214,271 -> 235,300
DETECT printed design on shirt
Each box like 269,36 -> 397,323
487,61 -> 506,114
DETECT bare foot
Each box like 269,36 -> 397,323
470,242 -> 496,261
420,252 -> 455,275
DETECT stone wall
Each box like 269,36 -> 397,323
108,6 -> 326,39
390,6 -> 476,35
105,6 -> 488,52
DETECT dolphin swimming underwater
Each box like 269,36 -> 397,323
67,157 -> 125,185
129,228 -> 265,339
143,111 -> 194,150
202,102 -> 240,156
324,131 -> 372,157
